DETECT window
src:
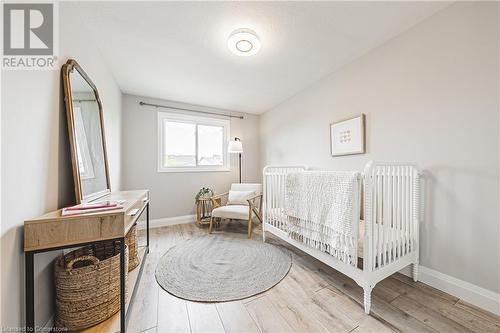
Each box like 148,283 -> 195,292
158,111 -> 230,172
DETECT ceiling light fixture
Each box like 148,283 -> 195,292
227,28 -> 261,57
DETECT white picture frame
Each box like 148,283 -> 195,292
330,114 -> 366,156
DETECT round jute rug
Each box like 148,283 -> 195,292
155,234 -> 291,302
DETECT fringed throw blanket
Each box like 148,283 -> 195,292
285,171 -> 360,265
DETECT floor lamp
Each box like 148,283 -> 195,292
228,137 -> 243,183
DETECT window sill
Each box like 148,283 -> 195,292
157,167 -> 230,173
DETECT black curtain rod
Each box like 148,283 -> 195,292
139,101 -> 244,119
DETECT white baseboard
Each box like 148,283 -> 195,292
136,214 -> 196,229
399,265 -> 500,315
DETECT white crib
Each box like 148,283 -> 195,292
262,161 -> 421,314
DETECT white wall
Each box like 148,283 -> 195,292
121,94 -> 261,219
498,4 -> 500,278
261,2 -> 499,294
0,3 -> 122,329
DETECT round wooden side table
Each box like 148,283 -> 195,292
196,197 -> 220,226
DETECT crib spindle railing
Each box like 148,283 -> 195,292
364,163 -> 419,271
396,167 -> 402,259
405,166 -> 410,255
412,167 -> 420,263
408,167 -> 413,253
263,166 -> 307,231
280,170 -> 286,230
390,167 -> 397,261
377,167 -> 382,269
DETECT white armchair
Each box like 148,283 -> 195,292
209,183 -> 263,238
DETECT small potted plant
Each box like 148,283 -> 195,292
195,187 -> 214,203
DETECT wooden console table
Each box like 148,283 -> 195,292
23,190 -> 150,333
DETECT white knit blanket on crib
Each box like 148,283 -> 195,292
285,171 -> 360,263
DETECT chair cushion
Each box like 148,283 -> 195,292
212,205 -> 250,220
227,190 -> 256,206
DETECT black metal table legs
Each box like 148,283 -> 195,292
146,203 -> 150,253
25,251 -> 34,332
119,237 -> 126,333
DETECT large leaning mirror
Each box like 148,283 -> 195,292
62,59 -> 111,203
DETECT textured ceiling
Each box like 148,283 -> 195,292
69,1 -> 450,114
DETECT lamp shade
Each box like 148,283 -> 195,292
228,140 -> 243,153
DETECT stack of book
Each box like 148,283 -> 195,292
61,201 -> 124,216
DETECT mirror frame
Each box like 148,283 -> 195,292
62,59 -> 111,203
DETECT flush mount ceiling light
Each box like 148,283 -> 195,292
227,28 -> 261,57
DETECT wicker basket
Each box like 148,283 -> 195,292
126,225 -> 140,271
54,241 -> 129,331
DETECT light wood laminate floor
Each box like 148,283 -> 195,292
124,221 -> 500,333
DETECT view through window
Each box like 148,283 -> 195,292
158,112 -> 229,172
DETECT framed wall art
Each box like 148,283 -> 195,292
330,114 -> 365,156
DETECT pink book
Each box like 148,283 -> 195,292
61,204 -> 123,216
65,201 -> 120,211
